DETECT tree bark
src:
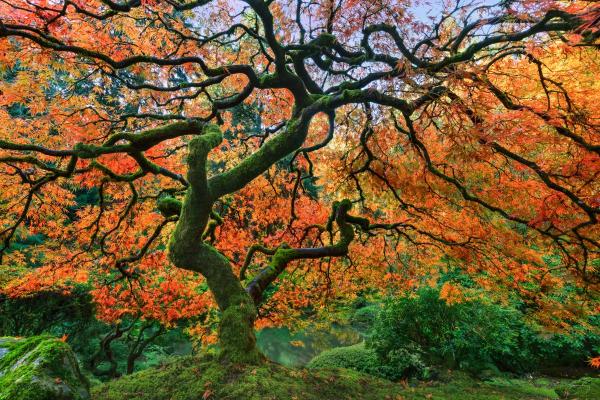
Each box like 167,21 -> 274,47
167,125 -> 262,364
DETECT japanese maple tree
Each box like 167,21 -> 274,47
0,0 -> 598,364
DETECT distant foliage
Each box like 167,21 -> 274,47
0,285 -> 94,337
0,283 -> 193,380
348,305 -> 380,334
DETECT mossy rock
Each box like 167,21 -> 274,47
0,336 -> 90,400
555,377 -> 600,399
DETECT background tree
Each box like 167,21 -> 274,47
0,0 -> 598,364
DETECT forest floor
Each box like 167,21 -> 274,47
91,355 -> 599,400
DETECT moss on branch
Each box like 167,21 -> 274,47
157,197 -> 182,218
74,120 -> 206,159
246,200 -> 356,304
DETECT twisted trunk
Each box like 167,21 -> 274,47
166,125 -> 262,364
185,243 -> 261,364
164,122 -> 357,363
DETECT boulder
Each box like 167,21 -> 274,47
0,336 -> 90,400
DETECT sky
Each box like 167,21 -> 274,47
410,0 -> 500,21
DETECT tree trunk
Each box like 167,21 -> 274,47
200,248 -> 263,364
215,288 -> 262,364
166,128 -> 263,364
170,242 -> 263,364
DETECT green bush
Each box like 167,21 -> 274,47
349,305 -> 380,334
532,320 -> 600,370
369,288 -> 530,374
307,342 -> 426,380
368,287 -> 600,378
0,285 -> 95,338
371,344 -> 428,381
307,343 -> 379,373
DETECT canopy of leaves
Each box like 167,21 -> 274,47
0,0 -> 598,346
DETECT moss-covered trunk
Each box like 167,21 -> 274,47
212,280 -> 262,364
196,247 -> 262,364
166,126 -> 262,364
170,241 -> 262,364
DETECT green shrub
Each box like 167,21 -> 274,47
369,287 -> 530,374
307,343 -> 379,373
349,305 -> 380,334
0,285 -> 95,337
307,342 -> 426,380
368,287 -> 600,377
532,319 -> 600,370
372,344 -> 428,381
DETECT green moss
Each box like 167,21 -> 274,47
311,33 -> 337,47
0,336 -> 90,400
336,81 -> 354,92
91,355 -> 403,400
73,143 -> 103,159
188,127 -> 222,158
270,248 -> 294,269
92,355 -> 575,400
197,124 -> 223,149
129,120 -> 204,149
315,94 -> 334,108
92,356 -> 223,400
486,377 -> 560,399
556,377 -> 600,399
218,297 -> 263,365
258,73 -> 278,87
340,89 -> 364,102
315,91 -> 363,109
0,336 -> 35,368
308,93 -> 325,104
156,197 -> 182,217
406,372 -> 565,400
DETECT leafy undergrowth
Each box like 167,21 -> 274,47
91,355 -> 597,400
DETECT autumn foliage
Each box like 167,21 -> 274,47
0,0 -> 598,359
